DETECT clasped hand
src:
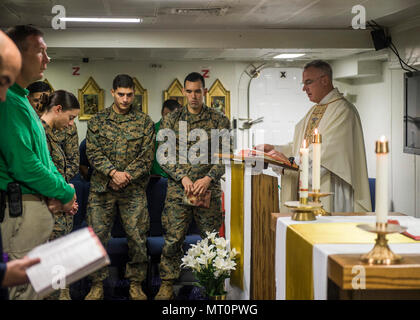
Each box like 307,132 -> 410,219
109,170 -> 132,191
181,176 -> 212,197
47,184 -> 78,215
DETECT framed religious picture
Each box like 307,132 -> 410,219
133,77 -> 148,114
43,78 -> 55,92
164,79 -> 187,107
206,79 -> 230,119
78,76 -> 104,121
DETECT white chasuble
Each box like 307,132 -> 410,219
276,88 -> 372,213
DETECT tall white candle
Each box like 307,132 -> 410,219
312,128 -> 321,192
300,139 -> 309,200
375,136 -> 389,224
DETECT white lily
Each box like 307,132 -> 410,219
216,248 -> 228,258
205,231 -> 218,243
230,247 -> 238,259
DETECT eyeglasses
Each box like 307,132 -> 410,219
301,74 -> 326,86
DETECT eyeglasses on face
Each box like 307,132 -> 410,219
302,74 -> 327,86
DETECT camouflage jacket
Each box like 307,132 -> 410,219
86,105 -> 155,192
54,124 -> 79,181
158,105 -> 231,192
42,120 -> 69,181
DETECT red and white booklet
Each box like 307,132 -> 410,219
26,227 -> 110,298
388,219 -> 420,240
236,149 -> 299,169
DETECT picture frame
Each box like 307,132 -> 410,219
206,79 -> 230,119
133,77 -> 148,114
164,79 -> 187,107
78,76 -> 104,121
43,78 -> 54,92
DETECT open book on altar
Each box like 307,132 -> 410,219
388,219 -> 420,241
26,227 -> 110,298
234,149 -> 299,170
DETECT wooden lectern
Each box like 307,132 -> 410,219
219,153 -> 298,300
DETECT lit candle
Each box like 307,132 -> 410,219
300,139 -> 309,202
312,128 -> 322,192
375,136 -> 389,224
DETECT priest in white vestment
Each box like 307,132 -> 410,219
257,60 -> 372,213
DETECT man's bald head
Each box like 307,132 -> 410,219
0,30 -> 22,102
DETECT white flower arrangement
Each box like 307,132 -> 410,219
181,231 -> 238,297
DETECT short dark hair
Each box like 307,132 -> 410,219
112,74 -> 134,90
184,72 -> 205,88
304,60 -> 333,80
42,90 -> 80,113
162,99 -> 181,113
27,81 -> 51,95
5,25 -> 44,52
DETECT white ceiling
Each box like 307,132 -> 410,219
1,0 -> 420,62
46,47 -> 373,62
2,0 -> 420,29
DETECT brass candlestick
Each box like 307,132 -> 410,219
358,223 -> 407,265
285,198 -> 321,221
309,191 -> 333,216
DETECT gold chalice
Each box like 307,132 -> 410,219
285,199 -> 322,221
309,191 -> 333,216
358,223 -> 407,265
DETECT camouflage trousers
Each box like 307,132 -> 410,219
87,188 -> 149,282
159,184 -> 222,281
49,212 -> 73,241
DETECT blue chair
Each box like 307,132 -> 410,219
70,173 -> 90,231
369,178 -> 375,212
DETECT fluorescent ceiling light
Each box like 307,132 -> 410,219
273,53 -> 306,59
60,17 -> 142,23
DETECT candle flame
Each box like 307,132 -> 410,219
314,128 -> 318,135
380,135 -> 387,142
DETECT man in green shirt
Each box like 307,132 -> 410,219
0,29 -> 45,301
150,99 -> 181,178
0,25 -> 76,300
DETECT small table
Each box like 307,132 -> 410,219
270,212 -> 420,300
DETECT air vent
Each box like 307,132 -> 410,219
161,7 -> 229,16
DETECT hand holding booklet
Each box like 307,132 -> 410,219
26,227 -> 110,298
183,190 -> 211,208
236,149 -> 299,169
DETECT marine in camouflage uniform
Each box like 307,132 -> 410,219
41,120 -> 75,241
54,123 -> 80,182
86,102 -> 155,289
157,103 -> 231,285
